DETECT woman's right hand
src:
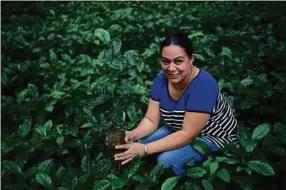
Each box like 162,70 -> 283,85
125,130 -> 136,143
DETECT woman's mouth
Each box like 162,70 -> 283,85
169,74 -> 179,79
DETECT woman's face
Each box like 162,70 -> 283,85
161,45 -> 194,84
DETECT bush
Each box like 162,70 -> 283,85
2,2 -> 286,189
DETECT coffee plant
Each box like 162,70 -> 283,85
2,1 -> 286,190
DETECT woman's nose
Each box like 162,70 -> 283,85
167,62 -> 176,71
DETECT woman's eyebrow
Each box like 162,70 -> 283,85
162,56 -> 184,60
174,56 -> 184,60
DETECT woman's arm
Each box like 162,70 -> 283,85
130,98 -> 161,140
146,112 -> 210,154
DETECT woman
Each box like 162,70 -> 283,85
113,33 -> 238,176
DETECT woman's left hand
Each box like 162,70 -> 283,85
114,142 -> 145,165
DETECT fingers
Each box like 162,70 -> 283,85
115,152 -> 133,161
122,156 -> 134,165
115,149 -> 131,158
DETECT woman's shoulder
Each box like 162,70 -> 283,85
192,70 -> 218,88
154,72 -> 165,80
197,70 -> 218,82
152,72 -> 167,85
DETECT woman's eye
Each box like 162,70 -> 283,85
175,60 -> 183,64
162,60 -> 170,65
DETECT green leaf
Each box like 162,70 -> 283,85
185,160 -> 196,167
81,155 -> 90,173
38,159 -> 54,174
188,31 -> 204,39
124,50 -> 138,65
56,137 -> 64,145
191,139 -> 210,156
80,123 -> 93,128
28,83 -> 39,98
187,167 -> 207,178
61,53 -> 72,63
132,175 -> 146,184
241,139 -> 257,152
36,173 -> 52,188
195,53 -> 206,62
111,39 -> 122,55
241,76 -> 253,87
110,177 -> 125,189
221,47 -> 232,59
204,47 -> 215,57
127,105 -> 137,122
252,124 -> 270,140
127,157 -> 140,178
51,90 -> 65,99
26,166 -> 38,178
133,84 -> 146,95
216,156 -> 239,164
91,159 -> 112,175
45,99 -> 57,112
57,188 -> 69,190
185,182 -> 203,190
150,163 -> 164,182
238,126 -> 257,152
55,167 -> 65,180
93,180 -> 110,190
50,50 -> 57,61
94,28 -> 110,44
161,176 -> 180,190
18,120 -> 31,138
216,168 -> 230,183
201,179 -> 213,190
137,61 -> 144,73
49,9 -> 55,16
72,177 -> 78,190
17,89 -> 28,103
44,120 -> 53,131
209,161 -> 219,175
203,159 -> 212,168
3,160 -> 22,175
247,161 -> 275,176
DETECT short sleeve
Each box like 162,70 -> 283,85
186,75 -> 219,113
150,73 -> 164,102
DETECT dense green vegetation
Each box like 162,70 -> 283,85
2,1 -> 286,189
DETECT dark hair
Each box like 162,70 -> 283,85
160,33 -> 194,57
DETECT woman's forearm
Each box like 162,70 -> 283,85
146,129 -> 199,155
132,117 -> 158,140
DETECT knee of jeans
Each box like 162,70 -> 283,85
158,153 -> 186,176
157,152 -> 174,168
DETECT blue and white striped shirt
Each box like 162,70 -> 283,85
150,70 -> 238,148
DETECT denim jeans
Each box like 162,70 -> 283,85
138,126 -> 219,176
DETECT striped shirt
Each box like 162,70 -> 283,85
150,71 -> 238,148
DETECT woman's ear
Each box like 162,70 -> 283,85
191,53 -> 195,61
189,53 -> 195,64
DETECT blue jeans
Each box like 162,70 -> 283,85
138,126 -> 219,176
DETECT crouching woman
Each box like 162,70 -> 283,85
113,33 -> 238,176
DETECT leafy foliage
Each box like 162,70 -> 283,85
2,1 -> 286,190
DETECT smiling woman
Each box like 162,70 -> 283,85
113,33 -> 238,176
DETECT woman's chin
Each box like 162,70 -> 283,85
168,77 -> 181,84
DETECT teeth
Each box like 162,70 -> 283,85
170,75 -> 178,78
